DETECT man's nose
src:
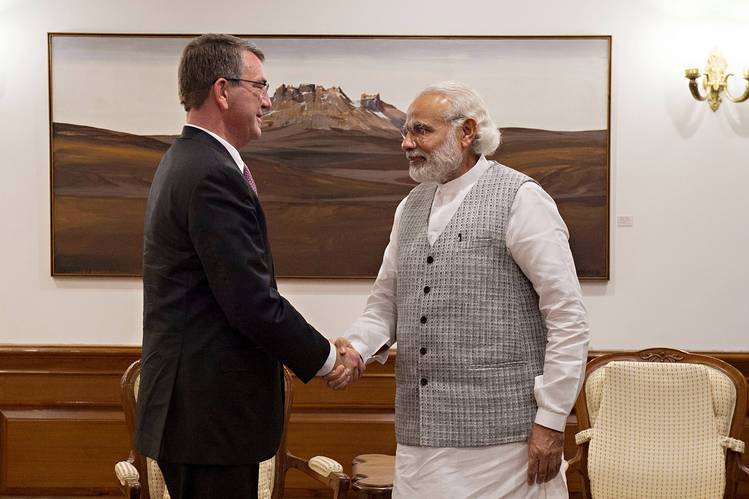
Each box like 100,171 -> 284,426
262,93 -> 272,109
401,133 -> 416,151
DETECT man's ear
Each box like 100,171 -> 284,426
211,78 -> 231,111
460,118 -> 478,149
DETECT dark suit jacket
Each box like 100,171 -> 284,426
135,126 -> 330,465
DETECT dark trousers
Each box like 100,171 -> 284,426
158,461 -> 259,499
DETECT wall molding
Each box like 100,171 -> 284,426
0,345 -> 746,497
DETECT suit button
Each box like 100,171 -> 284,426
420,347 -> 427,355
420,316 -> 427,324
426,256 -> 434,264
423,286 -> 431,294
420,378 -> 428,386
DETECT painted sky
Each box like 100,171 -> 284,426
52,35 -> 609,135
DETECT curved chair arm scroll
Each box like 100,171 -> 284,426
114,459 -> 141,499
286,452 -> 350,499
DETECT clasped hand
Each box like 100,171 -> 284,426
324,337 -> 365,390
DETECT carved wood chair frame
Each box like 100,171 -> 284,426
118,360 -> 351,498
567,347 -> 749,499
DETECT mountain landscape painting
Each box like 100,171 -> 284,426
50,35 -> 610,278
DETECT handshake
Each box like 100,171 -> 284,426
324,337 -> 365,390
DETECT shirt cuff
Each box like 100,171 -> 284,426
370,346 -> 391,364
534,408 -> 569,432
349,338 -> 390,365
315,343 -> 337,376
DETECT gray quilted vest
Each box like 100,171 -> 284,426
395,161 -> 547,447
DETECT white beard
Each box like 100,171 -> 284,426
407,130 -> 463,184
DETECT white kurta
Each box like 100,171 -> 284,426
345,156 -> 590,498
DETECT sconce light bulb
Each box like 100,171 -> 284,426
685,68 -> 700,78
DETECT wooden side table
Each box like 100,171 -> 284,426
351,454 -> 395,498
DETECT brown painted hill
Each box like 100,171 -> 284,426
53,122 -> 165,198
51,122 -> 607,277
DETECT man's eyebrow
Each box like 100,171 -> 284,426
408,121 -> 433,130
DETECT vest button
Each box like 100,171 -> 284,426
420,347 -> 427,355
420,378 -> 428,386
426,256 -> 434,264
420,316 -> 427,324
423,286 -> 431,294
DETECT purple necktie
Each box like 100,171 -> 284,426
242,163 -> 257,194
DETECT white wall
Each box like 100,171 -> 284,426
1,0 -> 748,350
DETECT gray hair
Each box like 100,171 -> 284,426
178,34 -> 265,111
418,81 -> 501,156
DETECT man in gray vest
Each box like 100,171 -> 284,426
337,82 -> 590,498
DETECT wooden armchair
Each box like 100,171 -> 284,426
567,348 -> 748,498
114,360 -> 350,498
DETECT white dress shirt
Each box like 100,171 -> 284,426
345,155 -> 589,498
185,124 -> 337,376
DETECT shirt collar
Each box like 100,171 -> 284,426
185,124 -> 244,174
435,155 -> 490,197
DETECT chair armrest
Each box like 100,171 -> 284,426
308,455 -> 343,476
286,452 -> 350,499
115,460 -> 141,499
739,461 -> 749,483
565,447 -> 582,474
566,441 -> 591,483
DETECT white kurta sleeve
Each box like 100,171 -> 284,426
506,182 -> 590,432
344,197 -> 407,364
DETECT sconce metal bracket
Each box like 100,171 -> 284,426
685,51 -> 749,111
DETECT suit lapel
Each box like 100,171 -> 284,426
181,126 -> 277,285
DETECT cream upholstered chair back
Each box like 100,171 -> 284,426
569,349 -> 748,499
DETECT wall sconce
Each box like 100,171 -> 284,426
684,51 -> 749,111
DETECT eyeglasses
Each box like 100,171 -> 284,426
221,77 -> 270,96
400,116 -> 464,143
400,122 -> 434,142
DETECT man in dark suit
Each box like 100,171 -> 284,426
135,34 -> 359,498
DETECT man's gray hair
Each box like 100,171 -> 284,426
178,34 -> 265,112
418,81 -> 501,156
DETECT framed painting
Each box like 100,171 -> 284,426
49,34 -> 610,279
